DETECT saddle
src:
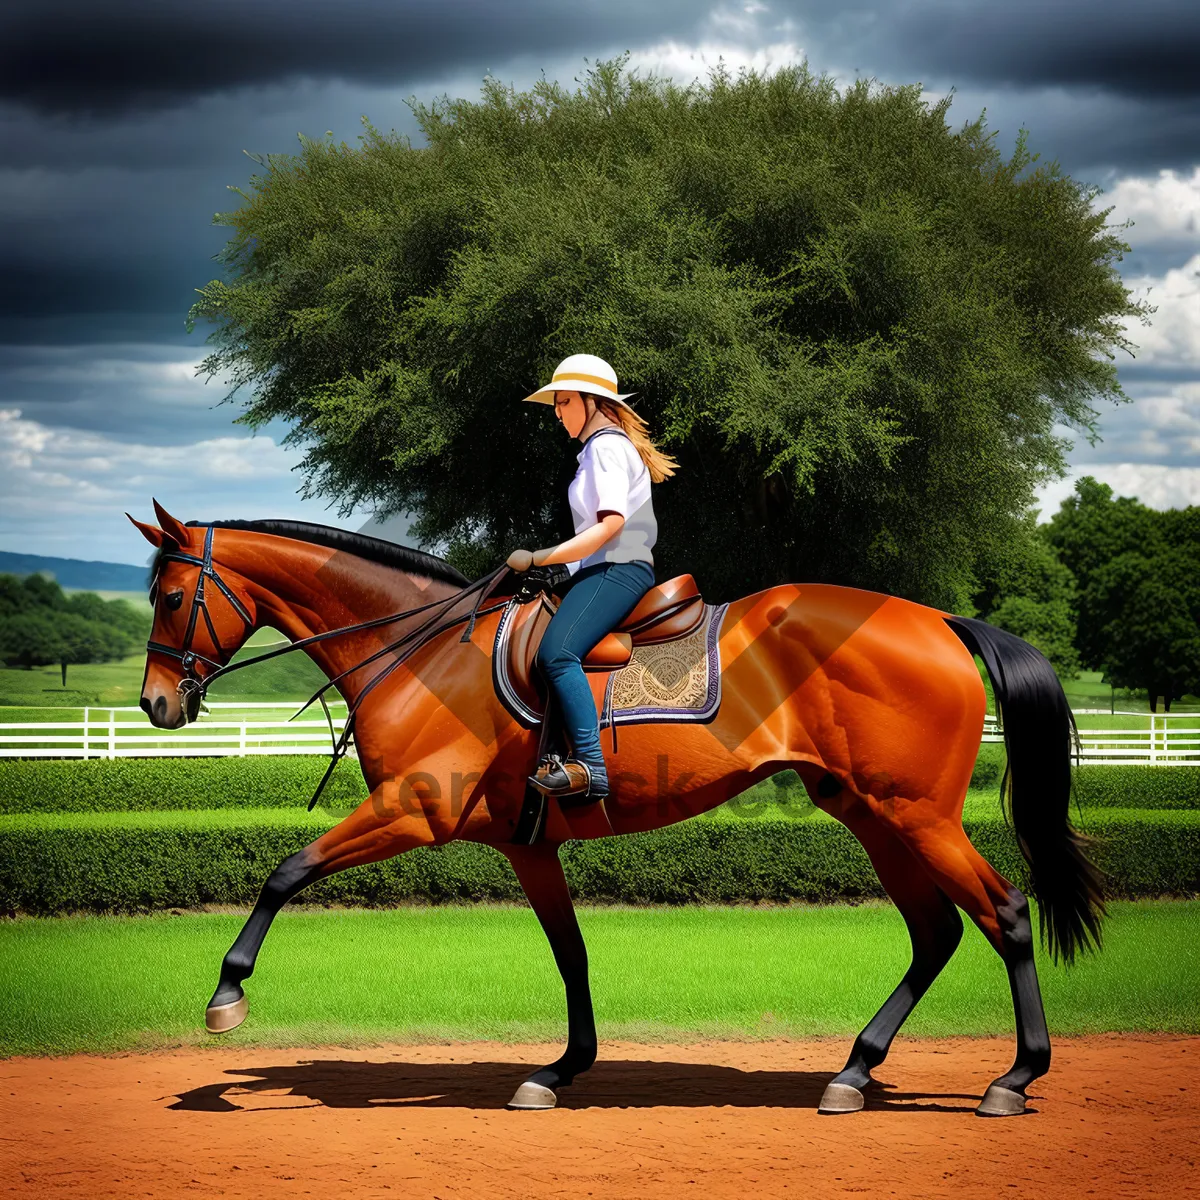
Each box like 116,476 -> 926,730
504,573 -> 705,716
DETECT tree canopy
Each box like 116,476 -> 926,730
189,55 -> 1149,608
1043,477 -> 1200,709
1089,549 -> 1200,710
1043,476 -> 1165,668
974,517 -> 1081,677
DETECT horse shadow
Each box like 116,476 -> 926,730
165,1057 -> 984,1114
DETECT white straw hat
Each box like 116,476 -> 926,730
522,353 -> 638,409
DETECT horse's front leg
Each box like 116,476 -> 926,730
500,842 -> 598,1110
205,779 -> 436,1033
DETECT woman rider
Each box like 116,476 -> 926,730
507,353 -> 678,802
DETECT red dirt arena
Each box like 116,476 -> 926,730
2,1034 -> 1196,1199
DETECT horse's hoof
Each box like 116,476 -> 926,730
976,1083 -> 1027,1117
818,1081 -> 865,1114
205,994 -> 248,1034
507,1082 -> 558,1110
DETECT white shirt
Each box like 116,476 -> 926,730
565,427 -> 657,575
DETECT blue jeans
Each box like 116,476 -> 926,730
534,559 -> 656,791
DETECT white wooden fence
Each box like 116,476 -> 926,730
1058,714 -> 1200,765
0,705 -> 1198,764
994,712 -> 1200,764
0,702 -> 349,759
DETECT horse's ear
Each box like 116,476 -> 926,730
151,499 -> 190,546
127,513 -> 165,548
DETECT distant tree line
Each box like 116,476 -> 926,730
974,477 -> 1200,711
0,575 -> 150,685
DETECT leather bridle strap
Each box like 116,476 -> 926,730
146,526 -> 254,682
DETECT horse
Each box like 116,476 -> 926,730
129,500 -> 1106,1117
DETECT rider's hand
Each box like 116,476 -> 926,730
507,548 -> 535,572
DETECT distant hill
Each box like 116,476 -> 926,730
0,551 -> 147,591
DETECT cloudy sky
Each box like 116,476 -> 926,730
2,0 -> 1198,565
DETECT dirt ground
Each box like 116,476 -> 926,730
2,1035 -> 1196,1199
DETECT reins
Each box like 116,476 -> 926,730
147,541 -> 521,812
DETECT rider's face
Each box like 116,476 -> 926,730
553,390 -> 591,439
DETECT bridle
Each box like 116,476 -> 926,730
146,526 -> 254,719
143,525 -> 555,807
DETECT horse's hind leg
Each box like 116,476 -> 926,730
205,783 -> 435,1033
887,811 -> 1052,1117
810,781 -> 964,1113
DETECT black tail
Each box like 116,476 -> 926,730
945,615 -> 1108,966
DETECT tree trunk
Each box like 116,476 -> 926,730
1147,684 -> 1158,714
61,661 -> 68,687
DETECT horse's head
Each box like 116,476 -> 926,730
128,501 -> 257,728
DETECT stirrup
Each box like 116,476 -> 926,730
527,754 -> 608,800
530,752 -> 565,786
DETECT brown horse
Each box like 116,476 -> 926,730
130,501 -> 1106,1117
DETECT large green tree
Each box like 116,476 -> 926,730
188,56 -> 1149,608
1044,479 -> 1200,708
0,613 -> 63,671
1042,476 -> 1165,668
1087,549 -> 1200,711
53,612 -> 130,686
975,517 -> 1081,677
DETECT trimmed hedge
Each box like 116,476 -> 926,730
969,743 -> 1006,790
3,751 -> 1196,814
1067,765 -> 1200,809
0,757 -> 367,815
2,807 -> 1196,915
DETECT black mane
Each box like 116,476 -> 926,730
146,519 -> 470,588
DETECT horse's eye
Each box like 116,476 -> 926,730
165,591 -> 185,611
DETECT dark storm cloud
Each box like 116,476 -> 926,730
0,0 -> 701,116
6,0 -> 1196,119
787,0 -> 1200,100
0,341 -> 249,443
859,0 -> 1200,100
0,165 -> 230,326
0,312 -> 193,347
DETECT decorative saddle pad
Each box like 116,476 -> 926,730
600,602 -> 728,729
492,592 -> 729,731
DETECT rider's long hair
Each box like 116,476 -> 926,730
585,393 -> 679,484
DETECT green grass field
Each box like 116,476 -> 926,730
1,900 -> 1195,1057
1064,671 -> 1200,713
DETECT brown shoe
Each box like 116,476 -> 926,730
528,754 -> 561,789
527,754 -> 607,799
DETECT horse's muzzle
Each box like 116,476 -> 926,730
140,692 -> 187,729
